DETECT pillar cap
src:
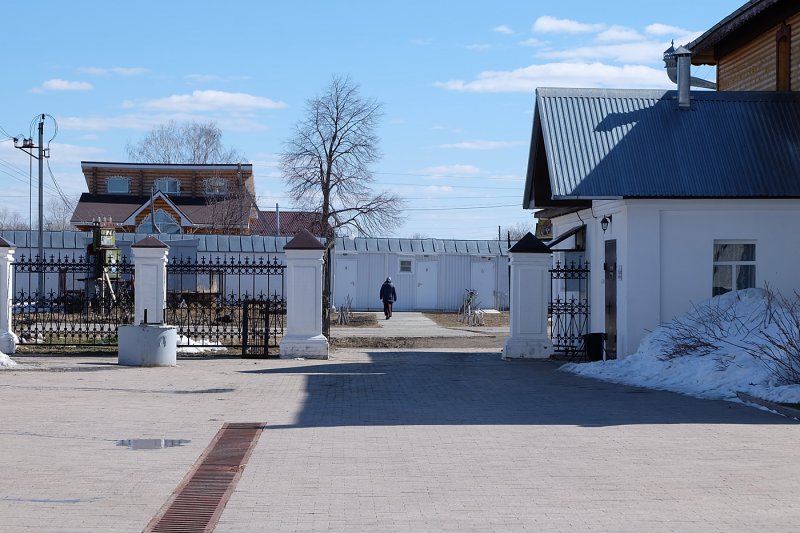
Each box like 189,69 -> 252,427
509,232 -> 551,254
132,236 -> 169,249
284,229 -> 324,250
0,237 -> 16,248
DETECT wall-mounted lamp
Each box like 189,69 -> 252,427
600,215 -> 612,232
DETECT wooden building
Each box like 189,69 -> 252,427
690,0 -> 800,91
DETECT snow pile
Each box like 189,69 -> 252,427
562,288 -> 800,403
176,335 -> 226,354
0,352 -> 17,368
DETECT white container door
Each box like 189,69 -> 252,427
415,261 -> 438,310
334,258 -> 358,308
470,260 -> 497,309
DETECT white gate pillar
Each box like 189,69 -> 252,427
0,237 -> 18,353
118,236 -> 175,367
280,229 -> 329,359
131,237 -> 170,325
503,233 -> 554,360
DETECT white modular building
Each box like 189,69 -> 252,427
333,237 -> 509,312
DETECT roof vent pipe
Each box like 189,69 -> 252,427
675,46 -> 692,110
663,42 -> 716,107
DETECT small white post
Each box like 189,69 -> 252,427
280,229 -> 329,359
503,233 -> 554,360
0,237 -> 19,353
118,236 -> 176,366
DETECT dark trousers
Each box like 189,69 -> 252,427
383,300 -> 393,317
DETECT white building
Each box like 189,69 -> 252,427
333,237 -> 509,312
523,88 -> 800,359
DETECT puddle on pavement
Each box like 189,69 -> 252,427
116,439 -> 191,450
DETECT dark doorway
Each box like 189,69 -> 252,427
604,240 -> 617,359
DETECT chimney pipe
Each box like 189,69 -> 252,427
674,45 -> 692,110
275,203 -> 280,236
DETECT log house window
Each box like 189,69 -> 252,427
106,176 -> 129,194
155,177 -> 180,195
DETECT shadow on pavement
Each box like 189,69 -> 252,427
240,350 -> 797,428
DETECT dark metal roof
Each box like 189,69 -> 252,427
335,237 -> 508,255
525,88 -> 800,206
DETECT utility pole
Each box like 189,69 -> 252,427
14,114 -> 48,296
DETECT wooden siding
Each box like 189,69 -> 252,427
717,13 -> 800,91
82,165 -> 253,198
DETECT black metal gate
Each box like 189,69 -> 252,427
12,253 -> 135,346
242,297 -> 286,358
549,259 -> 590,355
165,255 -> 286,353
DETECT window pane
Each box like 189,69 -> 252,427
712,265 -> 732,296
107,177 -> 128,194
713,243 -> 755,262
736,265 -> 756,290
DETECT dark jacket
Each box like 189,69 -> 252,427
379,281 -> 397,303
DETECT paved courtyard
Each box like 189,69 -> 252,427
1,349 -> 799,532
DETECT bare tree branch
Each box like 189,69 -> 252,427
126,120 -> 245,164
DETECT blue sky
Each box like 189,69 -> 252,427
0,1 -> 743,239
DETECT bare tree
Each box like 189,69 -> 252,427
280,76 -> 405,335
126,120 -> 244,164
505,221 -> 535,241
44,196 -> 78,231
0,207 -> 29,230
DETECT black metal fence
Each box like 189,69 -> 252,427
549,260 -> 590,354
165,255 -> 286,356
12,253 -> 135,346
11,253 -> 287,354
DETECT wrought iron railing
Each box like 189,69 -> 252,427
12,253 -> 134,346
549,260 -> 590,354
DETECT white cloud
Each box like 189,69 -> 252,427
439,140 -> 523,150
466,44 -> 492,52
493,25 -> 514,35
411,38 -> 432,46
538,41 -> 669,64
646,23 -> 690,36
597,25 -> 644,43
519,37 -> 545,48
123,90 -> 287,112
79,67 -> 147,76
436,62 -> 670,92
533,16 -> 604,34
422,164 -> 481,177
34,79 -> 93,92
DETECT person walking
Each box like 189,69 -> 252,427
379,277 -> 397,319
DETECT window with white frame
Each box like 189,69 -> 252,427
154,177 -> 180,195
399,258 -> 413,274
712,241 -> 756,296
204,177 -> 228,196
107,176 -> 129,194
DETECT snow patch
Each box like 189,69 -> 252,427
561,288 -> 800,403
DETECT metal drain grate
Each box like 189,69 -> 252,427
144,422 -> 265,533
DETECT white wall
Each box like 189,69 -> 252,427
333,251 -> 508,312
550,199 -> 800,359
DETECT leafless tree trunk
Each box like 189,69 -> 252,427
280,76 -> 405,336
